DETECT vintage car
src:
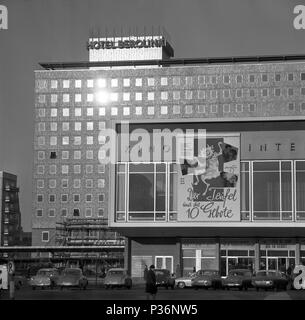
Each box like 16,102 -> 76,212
29,268 -> 59,290
56,268 -> 88,290
104,268 -> 132,289
252,270 -> 288,291
191,270 -> 222,289
175,270 -> 204,289
222,269 -> 253,290
154,269 -> 175,289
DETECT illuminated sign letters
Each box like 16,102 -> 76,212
294,5 -> 305,29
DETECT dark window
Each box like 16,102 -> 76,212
50,152 -> 57,159
73,209 -> 80,217
302,73 -> 305,81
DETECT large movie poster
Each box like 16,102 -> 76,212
177,133 -> 240,222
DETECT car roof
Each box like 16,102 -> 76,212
38,268 -> 57,271
108,268 -> 126,272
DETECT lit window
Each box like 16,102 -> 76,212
123,78 -> 130,87
75,108 -> 82,117
98,135 -> 106,144
75,80 -> 82,88
111,107 -> 118,116
87,136 -> 93,145
87,122 -> 93,130
87,79 -> 94,88
135,107 -> 142,115
62,137 -> 69,145
161,91 -> 168,100
42,232 -> 49,242
123,107 -> 130,116
97,78 -> 106,88
161,77 -> 168,86
62,165 -> 69,174
147,78 -> 155,86
135,78 -> 142,86
148,92 -> 154,101
75,122 -> 81,131
51,94 -> 58,104
98,164 -> 105,173
110,93 -> 118,102
38,95 -> 46,103
161,106 -> 168,115
51,108 -> 57,117
63,80 -> 70,88
147,106 -> 154,115
87,93 -> 94,102
185,105 -> 193,114
87,108 -> 94,116
50,122 -> 57,131
135,92 -> 142,101
111,79 -> 118,87
63,108 -> 69,117
51,80 -> 58,89
123,92 -> 130,101
50,137 -> 57,146
96,91 -> 109,104
75,94 -> 82,103
98,179 -> 105,188
62,122 -> 69,131
63,94 -> 70,103
99,107 -> 105,116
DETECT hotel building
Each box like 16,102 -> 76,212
33,34 -> 305,279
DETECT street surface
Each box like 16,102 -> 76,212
1,284 -> 305,300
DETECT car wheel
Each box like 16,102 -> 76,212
178,282 -> 185,289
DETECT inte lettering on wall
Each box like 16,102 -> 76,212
0,5 -> 8,30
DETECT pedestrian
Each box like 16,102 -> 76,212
192,266 -> 196,273
145,265 -> 157,300
143,265 -> 148,281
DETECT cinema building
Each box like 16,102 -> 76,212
33,33 -> 305,278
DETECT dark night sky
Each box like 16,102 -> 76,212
0,0 -> 304,231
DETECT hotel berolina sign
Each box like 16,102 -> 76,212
87,38 -> 166,50
177,133 -> 240,222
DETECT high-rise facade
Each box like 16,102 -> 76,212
33,35 -> 305,279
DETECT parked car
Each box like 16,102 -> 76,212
222,269 -> 253,290
175,270 -> 204,289
155,269 -> 175,289
29,268 -> 59,290
56,268 -> 88,290
192,270 -> 222,290
252,270 -> 288,291
104,268 -> 132,289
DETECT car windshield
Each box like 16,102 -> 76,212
256,271 -> 276,277
202,270 -> 218,276
63,269 -> 81,276
155,270 -> 166,275
229,270 -> 251,277
37,270 -> 54,276
108,270 -> 124,275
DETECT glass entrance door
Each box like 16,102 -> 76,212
155,256 -> 173,273
267,258 -> 278,271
